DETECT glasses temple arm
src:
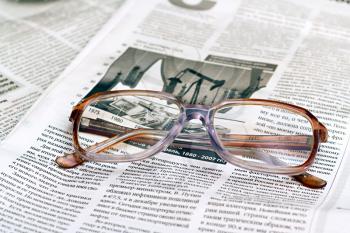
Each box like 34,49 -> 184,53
169,137 -> 326,189
57,126 -> 326,188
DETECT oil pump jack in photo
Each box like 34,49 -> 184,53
85,47 -> 276,107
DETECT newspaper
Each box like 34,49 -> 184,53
0,0 -> 127,141
1,0 -> 350,232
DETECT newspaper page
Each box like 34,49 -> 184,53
0,0 -> 127,141
0,0 -> 350,232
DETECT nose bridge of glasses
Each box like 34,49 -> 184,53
184,105 -> 210,123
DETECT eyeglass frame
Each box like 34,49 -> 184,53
56,89 -> 328,189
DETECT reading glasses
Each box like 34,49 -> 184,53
56,90 -> 328,189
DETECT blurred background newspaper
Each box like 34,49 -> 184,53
0,0 -> 127,141
0,0 -> 350,233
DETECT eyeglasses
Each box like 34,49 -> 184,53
56,90 -> 328,189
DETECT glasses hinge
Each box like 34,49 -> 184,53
69,109 -> 79,122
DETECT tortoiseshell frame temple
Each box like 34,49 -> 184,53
56,90 -> 328,189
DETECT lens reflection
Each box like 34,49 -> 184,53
213,104 -> 314,168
